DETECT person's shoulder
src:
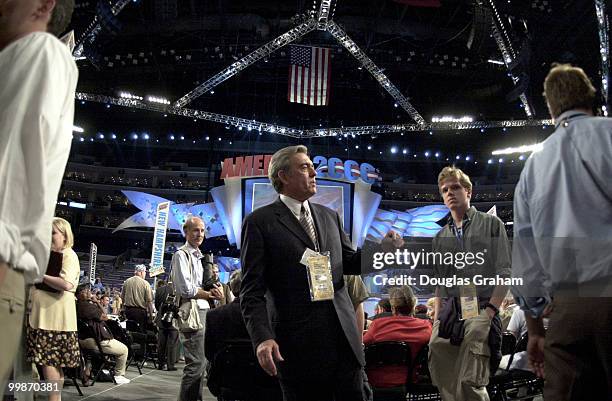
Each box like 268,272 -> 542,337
244,201 -> 277,222
310,202 -> 335,216
21,32 -> 75,66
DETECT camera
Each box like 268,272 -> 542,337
201,254 -> 220,291
160,293 -> 179,328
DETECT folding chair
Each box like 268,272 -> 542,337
105,318 -> 143,375
364,341 -> 413,401
488,332 -> 544,401
77,320 -> 117,385
125,319 -> 157,370
406,345 -> 442,401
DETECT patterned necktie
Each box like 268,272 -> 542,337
299,205 -> 319,251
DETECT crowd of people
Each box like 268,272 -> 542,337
0,0 -> 610,400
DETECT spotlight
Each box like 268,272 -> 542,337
131,133 -> 138,140
79,137 -> 84,142
465,156 -> 471,161
488,159 -> 493,164
455,155 -> 460,160
424,151 -> 430,157
435,152 -> 440,158
519,155 -> 525,160
206,136 -> 210,141
97,133 -> 104,139
367,145 -> 372,150
111,134 -> 117,139
142,133 -> 150,140
169,135 -> 175,140
390,146 -> 397,154
180,136 -> 185,140
498,158 -> 504,163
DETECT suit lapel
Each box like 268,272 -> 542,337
273,198 -> 317,250
308,202 -> 327,251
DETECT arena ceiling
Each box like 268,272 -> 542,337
70,0 -> 606,151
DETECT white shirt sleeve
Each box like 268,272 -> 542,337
171,250 -> 199,299
0,33 -> 77,283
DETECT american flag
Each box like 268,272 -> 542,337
288,45 -> 331,106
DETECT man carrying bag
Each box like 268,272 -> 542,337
171,216 -> 223,401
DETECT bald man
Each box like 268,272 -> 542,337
171,217 -> 223,401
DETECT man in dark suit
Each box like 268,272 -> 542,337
205,270 -> 282,401
240,145 -> 402,401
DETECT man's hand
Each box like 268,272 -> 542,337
256,339 -> 284,376
527,333 -> 545,378
210,284 -> 224,300
381,230 -> 404,251
0,262 -> 8,287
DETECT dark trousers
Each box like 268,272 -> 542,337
544,297 -> 612,401
158,328 -> 179,369
125,306 -> 149,331
279,367 -> 365,401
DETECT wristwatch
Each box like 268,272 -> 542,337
484,302 -> 499,315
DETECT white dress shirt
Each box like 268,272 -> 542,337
280,194 -> 313,221
0,32 -> 78,283
171,242 -> 209,309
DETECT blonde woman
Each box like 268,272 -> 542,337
27,218 -> 81,401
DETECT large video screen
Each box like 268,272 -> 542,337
242,177 -> 353,236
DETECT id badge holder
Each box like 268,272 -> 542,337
459,284 -> 479,320
306,251 -> 334,302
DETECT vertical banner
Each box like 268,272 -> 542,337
89,243 -> 98,285
149,201 -> 170,277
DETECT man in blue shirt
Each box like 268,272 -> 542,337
512,64 -> 612,400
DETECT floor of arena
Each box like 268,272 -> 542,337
62,362 -> 216,401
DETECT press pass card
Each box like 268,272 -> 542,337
460,284 -> 479,320
306,252 -> 334,302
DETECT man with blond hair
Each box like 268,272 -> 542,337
428,166 -> 511,401
511,64 -> 612,400
171,216 -> 223,401
0,0 -> 77,389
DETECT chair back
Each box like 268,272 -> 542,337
501,331 -> 517,355
364,341 -> 412,388
365,341 -> 412,368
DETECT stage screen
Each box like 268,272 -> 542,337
242,177 -> 353,236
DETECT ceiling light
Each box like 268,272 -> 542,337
492,143 -> 543,155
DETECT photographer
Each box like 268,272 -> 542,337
207,264 -> 234,308
154,280 -> 178,371
171,216 -> 223,401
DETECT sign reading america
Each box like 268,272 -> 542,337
288,45 -> 331,106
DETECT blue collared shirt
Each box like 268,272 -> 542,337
512,110 -> 612,317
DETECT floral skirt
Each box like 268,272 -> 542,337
26,326 -> 80,368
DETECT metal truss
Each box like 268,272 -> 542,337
77,92 -> 551,138
73,0 -> 132,58
173,18 -> 317,108
326,21 -> 426,126
76,92 -> 303,138
486,0 -> 534,118
596,0 -> 610,115
317,0 -> 334,30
